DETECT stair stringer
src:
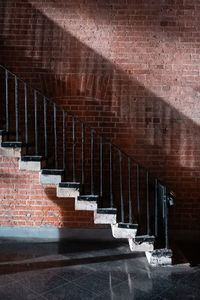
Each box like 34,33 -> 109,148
0,141 -> 155,257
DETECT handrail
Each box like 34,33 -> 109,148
0,64 -> 169,188
0,63 -> 173,249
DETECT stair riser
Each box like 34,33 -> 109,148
128,238 -> 154,252
94,212 -> 117,224
0,147 -> 25,158
39,173 -> 63,185
57,186 -> 79,198
75,200 -> 97,211
111,224 -> 137,239
19,160 -> 46,171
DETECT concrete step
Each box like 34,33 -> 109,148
145,248 -> 173,266
128,235 -> 155,252
0,141 -> 26,157
19,156 -> 46,171
39,169 -> 64,185
111,223 -> 138,239
94,208 -> 117,224
57,182 -> 80,198
75,195 -> 98,211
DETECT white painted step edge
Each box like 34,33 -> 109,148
128,238 -> 154,252
111,224 -> 137,239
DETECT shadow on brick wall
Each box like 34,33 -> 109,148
0,0 -> 200,232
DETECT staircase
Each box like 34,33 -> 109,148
0,65 -> 174,266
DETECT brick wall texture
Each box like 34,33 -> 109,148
0,156 -> 94,227
0,0 -> 200,231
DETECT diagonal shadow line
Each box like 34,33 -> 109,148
0,0 -> 199,232
0,252 -> 144,275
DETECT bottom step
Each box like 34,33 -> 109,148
145,249 -> 173,266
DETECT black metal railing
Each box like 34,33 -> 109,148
0,64 -> 174,250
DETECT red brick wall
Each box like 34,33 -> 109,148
0,156 -> 94,227
0,0 -> 200,231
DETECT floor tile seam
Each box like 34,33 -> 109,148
92,280 -> 151,299
92,278 -> 137,298
70,280 -> 104,297
7,271 -> 57,283
4,280 -> 47,299
14,276 -> 75,297
56,269 -> 96,282
43,280 -> 99,298
38,281 -> 71,297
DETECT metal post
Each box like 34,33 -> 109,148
146,171 -> 150,235
91,130 -> 94,195
82,123 -> 85,194
15,77 -> 18,141
43,97 -> 47,158
128,157 -> 132,224
5,70 -> 9,132
119,150 -> 124,223
137,164 -> 140,224
54,103 -> 58,169
72,117 -> 76,182
63,110 -> 66,170
34,90 -> 38,155
100,136 -> 103,203
155,179 -> 158,236
24,83 -> 28,147
164,186 -> 169,249
110,143 -> 113,208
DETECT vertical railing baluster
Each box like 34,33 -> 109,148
155,179 -> 158,237
119,150 -> 124,223
5,70 -> 9,132
24,83 -> 28,149
128,157 -> 132,224
91,130 -> 94,195
100,136 -> 103,206
72,116 -> 76,182
34,90 -> 38,155
164,186 -> 169,249
109,143 -> 113,208
137,164 -> 141,225
54,103 -> 58,169
82,123 -> 85,194
146,171 -> 150,235
15,77 -> 18,141
62,110 -> 66,170
43,97 -> 47,159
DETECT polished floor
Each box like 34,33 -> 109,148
0,238 -> 199,299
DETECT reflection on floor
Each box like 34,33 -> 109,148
0,238 -> 199,299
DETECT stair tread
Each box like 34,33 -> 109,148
117,223 -> 138,229
1,141 -> 25,147
78,195 -> 98,201
41,169 -> 64,175
135,235 -> 155,242
59,182 -> 80,188
21,156 -> 46,162
96,208 -> 117,214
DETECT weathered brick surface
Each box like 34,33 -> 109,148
0,157 -> 94,227
0,0 -> 200,230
